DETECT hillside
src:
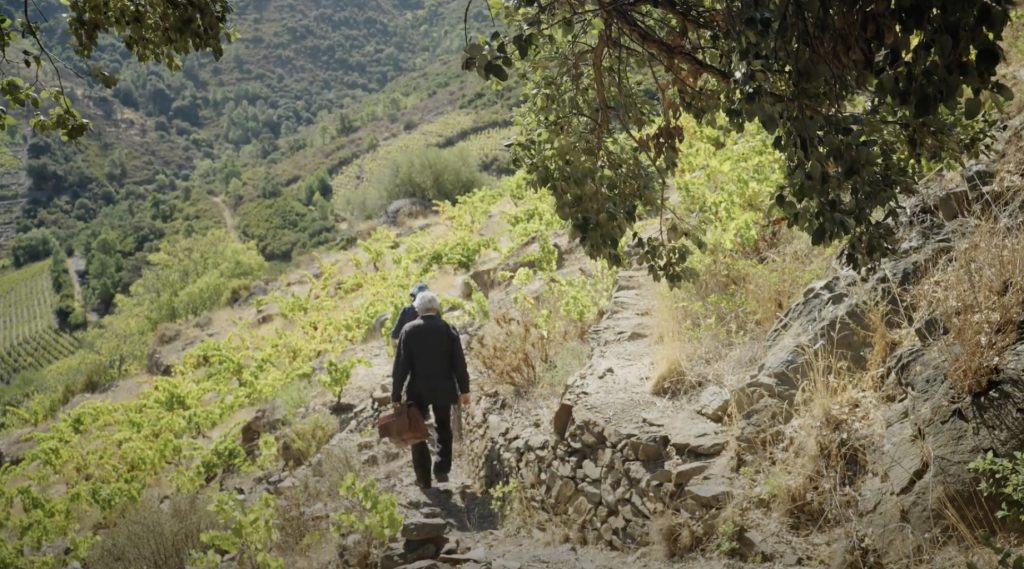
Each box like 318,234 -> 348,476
2,3 -> 1024,569
0,0 -> 513,415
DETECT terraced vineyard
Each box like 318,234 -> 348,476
0,135 -> 27,256
0,261 -> 79,383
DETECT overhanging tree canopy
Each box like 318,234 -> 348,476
0,0 -> 233,139
464,0 -> 1016,282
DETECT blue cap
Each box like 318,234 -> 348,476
410,283 -> 429,298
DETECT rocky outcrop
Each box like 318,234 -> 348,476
855,341 -> 1024,565
726,157 -> 1024,565
382,198 -> 435,226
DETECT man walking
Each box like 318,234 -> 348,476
391,283 -> 429,347
392,291 -> 470,489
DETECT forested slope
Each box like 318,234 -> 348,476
0,0 -> 513,422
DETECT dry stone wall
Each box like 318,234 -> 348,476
466,401 -> 732,550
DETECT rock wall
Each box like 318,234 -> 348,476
466,399 -> 734,550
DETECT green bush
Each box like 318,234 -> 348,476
380,146 -> 485,203
120,230 -> 266,327
238,197 -> 341,261
970,451 -> 1024,523
10,229 -> 56,267
344,146 -> 486,218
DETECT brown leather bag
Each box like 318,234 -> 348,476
377,403 -> 429,446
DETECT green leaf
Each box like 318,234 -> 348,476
994,82 -> 1015,101
464,42 -> 484,58
964,97 -> 982,120
484,61 -> 509,82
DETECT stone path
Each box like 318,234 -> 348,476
563,270 -> 727,456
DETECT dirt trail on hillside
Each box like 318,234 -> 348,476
211,195 -> 238,239
322,268 -> 758,568
64,256 -> 82,304
562,270 -> 726,451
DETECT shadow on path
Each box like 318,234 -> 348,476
407,485 -> 500,532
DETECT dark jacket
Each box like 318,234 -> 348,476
390,305 -> 418,340
392,314 -> 470,405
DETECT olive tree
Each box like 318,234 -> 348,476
463,0 -> 1016,281
0,0 -> 233,139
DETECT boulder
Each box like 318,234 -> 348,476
240,404 -> 285,453
696,384 -> 731,422
382,198 -> 435,225
255,303 -> 280,325
580,483 -> 602,505
397,561 -> 453,569
670,460 -> 712,487
858,343 -> 1024,566
686,474 -> 732,509
403,536 -> 448,564
366,313 -> 390,341
468,253 -> 502,295
401,518 -> 448,541
146,347 -> 174,376
438,548 -> 488,565
963,162 -> 996,191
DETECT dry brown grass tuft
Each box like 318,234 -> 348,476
279,408 -> 338,468
651,511 -> 700,558
915,222 -> 1024,394
86,494 -> 215,569
649,230 -> 831,398
759,353 -> 883,528
277,441 -> 360,564
474,311 -> 589,395
650,354 -> 695,398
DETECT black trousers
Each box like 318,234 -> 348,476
409,401 -> 453,483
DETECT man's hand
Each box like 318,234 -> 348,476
459,393 -> 471,407
392,401 -> 403,412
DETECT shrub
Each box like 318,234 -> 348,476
710,519 -> 742,558
970,451 -> 1024,523
237,197 -> 318,261
86,495 -> 215,569
475,266 -> 612,394
343,146 -> 486,218
333,473 -> 403,542
276,443 -> 359,560
320,356 -> 371,404
280,410 -> 337,468
915,222 -> 1024,394
194,492 -> 283,569
10,228 -> 56,267
651,512 -> 698,559
120,229 -> 267,326
650,231 -> 831,398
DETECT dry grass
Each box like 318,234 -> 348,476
277,441 -> 360,563
914,222 -> 1024,394
474,310 -> 590,395
86,494 -> 215,569
651,511 -> 700,558
758,352 -> 883,528
650,230 -> 831,398
280,409 -> 338,468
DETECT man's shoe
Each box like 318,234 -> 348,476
434,472 -> 449,483
415,478 -> 431,490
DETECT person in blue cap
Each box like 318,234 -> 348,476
391,283 -> 429,347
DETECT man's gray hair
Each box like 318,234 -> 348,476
413,291 -> 441,314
